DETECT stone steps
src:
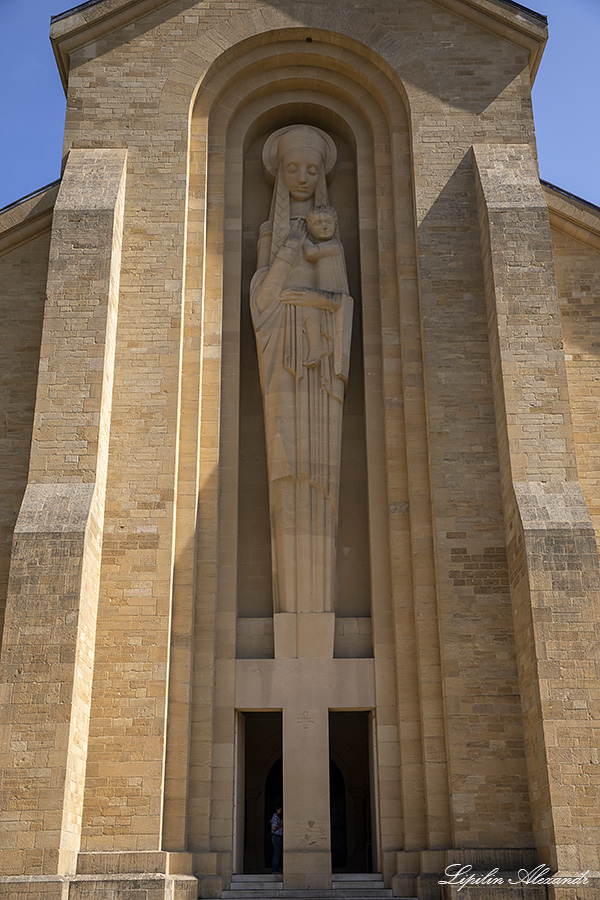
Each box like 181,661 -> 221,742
222,873 -> 396,900
223,885 -> 393,900
222,894 -> 395,899
222,893 -> 395,899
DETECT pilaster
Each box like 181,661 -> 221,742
0,149 -> 126,886
474,143 -> 600,877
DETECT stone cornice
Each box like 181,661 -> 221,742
49,0 -> 548,92
543,181 -> 600,253
0,181 -> 59,256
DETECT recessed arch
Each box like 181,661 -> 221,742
162,21 -> 450,868
158,12 -> 440,122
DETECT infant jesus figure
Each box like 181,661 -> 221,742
301,205 -> 351,367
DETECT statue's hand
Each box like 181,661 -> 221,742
284,218 -> 307,249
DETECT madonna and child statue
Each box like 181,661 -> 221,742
250,125 -> 353,657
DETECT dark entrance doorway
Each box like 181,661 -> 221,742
329,711 -> 373,872
330,759 -> 347,869
242,712 -> 282,874
263,757 -> 282,870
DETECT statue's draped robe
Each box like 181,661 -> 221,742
250,225 -> 352,614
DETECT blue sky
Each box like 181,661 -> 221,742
0,0 -> 599,211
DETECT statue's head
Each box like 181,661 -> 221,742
306,205 -> 338,241
262,125 -> 337,259
277,127 -> 329,201
263,125 -> 337,197
280,147 -> 321,202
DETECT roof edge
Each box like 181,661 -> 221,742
543,180 -> 600,253
490,0 -> 546,25
0,181 -> 60,256
51,0 -> 109,23
0,179 -> 61,218
428,0 -> 547,83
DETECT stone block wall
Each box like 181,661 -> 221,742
2,0 -> 600,895
475,144 -> 600,873
0,149 -> 127,880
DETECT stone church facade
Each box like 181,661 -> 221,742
1,0 -> 600,898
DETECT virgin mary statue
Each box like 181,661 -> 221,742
250,125 -> 353,617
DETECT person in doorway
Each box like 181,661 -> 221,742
270,804 -> 283,875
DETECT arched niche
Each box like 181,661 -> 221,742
164,30 -> 421,858
236,100 -> 369,622
185,34 -> 411,629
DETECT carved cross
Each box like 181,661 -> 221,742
297,711 -> 314,729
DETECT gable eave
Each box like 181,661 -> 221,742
50,0 -> 548,94
50,0 -> 182,91
429,0 -> 547,83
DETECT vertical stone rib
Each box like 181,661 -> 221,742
0,149 -> 126,878
474,143 -> 600,873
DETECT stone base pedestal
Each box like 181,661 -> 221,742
0,874 -> 197,900
76,851 -> 194,876
71,875 -> 197,899
283,849 -> 331,890
393,849 -> 553,900
0,880 -> 66,900
198,875 -> 223,899
274,612 -> 334,658
393,873 -> 417,897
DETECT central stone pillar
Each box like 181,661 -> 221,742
283,703 -> 331,889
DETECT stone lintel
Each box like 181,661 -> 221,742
235,657 -> 375,709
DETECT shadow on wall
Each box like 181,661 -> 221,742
58,0 -> 528,120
